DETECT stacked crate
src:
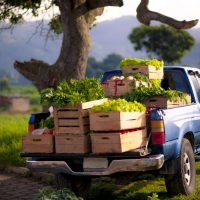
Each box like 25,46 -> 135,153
103,79 -> 148,97
90,110 -> 147,153
54,98 -> 108,153
121,65 -> 163,80
22,134 -> 54,153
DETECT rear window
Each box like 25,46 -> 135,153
161,70 -> 191,94
101,71 -> 122,82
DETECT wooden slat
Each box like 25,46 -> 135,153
57,125 -> 90,134
55,98 -> 108,110
55,134 -> 90,153
58,117 -> 89,126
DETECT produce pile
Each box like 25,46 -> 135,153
125,85 -> 189,104
90,99 -> 145,112
119,58 -> 164,70
41,78 -> 105,106
107,57 -> 189,105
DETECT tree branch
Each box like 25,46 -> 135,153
75,0 -> 123,18
137,0 -> 198,29
14,59 -> 57,91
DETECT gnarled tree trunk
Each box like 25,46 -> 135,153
15,1 -> 93,91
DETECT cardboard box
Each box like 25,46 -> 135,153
91,129 -> 147,153
22,135 -> 54,153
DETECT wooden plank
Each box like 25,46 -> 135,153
58,117 -> 89,126
22,135 -> 54,153
55,134 -> 90,153
91,129 -> 147,153
55,98 -> 108,110
57,125 -> 90,134
90,111 -> 146,131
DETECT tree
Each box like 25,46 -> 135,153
86,53 -> 123,78
0,0 -> 198,91
0,78 -> 10,91
129,25 -> 195,64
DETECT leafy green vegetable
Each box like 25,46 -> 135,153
120,58 -> 164,70
34,188 -> 83,200
41,78 -> 105,106
132,73 -> 149,82
40,117 -> 54,129
90,99 -> 145,112
149,79 -> 161,88
125,85 -> 188,103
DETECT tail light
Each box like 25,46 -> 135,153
28,124 -> 35,132
151,120 -> 165,144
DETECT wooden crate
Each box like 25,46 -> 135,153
90,111 -> 146,131
146,95 -> 191,109
121,65 -> 163,80
22,135 -> 54,153
91,128 -> 147,153
104,79 -> 147,97
54,98 -> 108,134
55,134 -> 90,153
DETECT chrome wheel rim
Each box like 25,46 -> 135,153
184,152 -> 191,185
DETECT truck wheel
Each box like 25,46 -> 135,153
164,138 -> 196,196
55,173 -> 91,199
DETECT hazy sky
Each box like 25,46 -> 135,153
97,0 -> 200,27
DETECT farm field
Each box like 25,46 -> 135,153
0,114 -> 28,166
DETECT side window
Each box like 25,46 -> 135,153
189,72 -> 200,102
161,70 -> 191,94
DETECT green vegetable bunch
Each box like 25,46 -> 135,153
120,58 -> 164,70
90,99 -> 145,112
40,117 -> 54,129
125,85 -> 188,103
149,79 -> 162,88
41,78 -> 105,106
132,73 -> 149,82
34,188 -> 83,200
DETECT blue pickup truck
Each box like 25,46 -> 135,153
21,66 -> 200,198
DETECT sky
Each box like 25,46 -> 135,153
97,0 -> 200,27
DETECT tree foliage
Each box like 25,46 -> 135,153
129,25 -> 195,64
86,53 -> 123,78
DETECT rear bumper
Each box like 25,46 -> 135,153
26,154 -> 164,176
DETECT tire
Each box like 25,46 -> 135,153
164,138 -> 196,196
55,173 -> 91,199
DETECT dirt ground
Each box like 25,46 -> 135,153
0,171 -> 52,200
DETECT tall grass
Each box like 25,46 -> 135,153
0,114 -> 29,166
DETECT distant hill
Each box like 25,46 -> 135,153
0,16 -> 200,84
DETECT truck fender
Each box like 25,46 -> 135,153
175,131 -> 194,158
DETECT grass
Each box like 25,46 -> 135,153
88,162 -> 200,200
0,114 -> 29,167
